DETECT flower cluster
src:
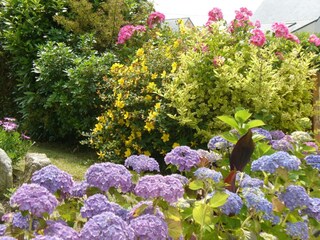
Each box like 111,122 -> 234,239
0,224 -> 6,236
272,22 -> 300,43
286,221 -> 309,240
31,165 -> 74,196
0,118 -> 18,132
117,25 -> 146,44
290,131 -> 312,143
309,34 -> 320,47
85,162 -> 132,192
134,175 -> 184,203
252,128 -> 272,141
270,138 -> 294,152
305,197 -> 320,221
208,136 -> 233,151
304,154 -> 320,170
43,221 -> 80,240
194,167 -> 222,183
220,190 -> 243,215
279,185 -> 310,210
164,146 -> 200,171
236,173 -> 263,188
206,7 -> 223,27
197,149 -> 222,163
10,184 -> 58,217
147,12 -> 165,29
12,212 -> 29,229
250,28 -> 266,47
251,151 -> 300,173
124,154 -> 160,173
270,130 -> 286,140
70,181 -> 88,198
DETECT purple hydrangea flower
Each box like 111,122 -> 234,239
243,188 -> 279,224
304,142 -> 318,152
305,154 -> 320,170
129,214 -> 168,240
0,224 -> 6,236
291,131 -> 312,143
270,130 -> 285,140
126,201 -> 164,221
170,174 -> 189,185
279,185 -> 310,210
81,194 -> 126,219
270,139 -> 294,152
10,183 -> 58,217
31,165 -> 74,196
33,236 -> 63,240
70,181 -> 89,198
134,175 -> 184,203
164,146 -> 200,171
286,221 -> 309,240
305,197 -> 320,221
0,237 -> 18,240
0,118 -> 18,132
236,173 -> 263,188
207,136 -> 233,151
44,221 -> 80,240
85,162 -> 132,192
80,212 -> 134,240
197,149 -> 222,162
12,212 -> 29,229
251,151 -> 300,173
194,167 -> 222,183
220,190 -> 243,215
124,155 -> 160,173
252,128 -> 272,141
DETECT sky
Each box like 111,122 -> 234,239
150,0 -> 264,26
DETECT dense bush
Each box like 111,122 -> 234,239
86,7 -> 319,163
1,111 -> 320,239
25,38 -> 116,141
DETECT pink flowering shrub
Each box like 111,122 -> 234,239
147,11 -> 165,29
250,28 -> 266,47
117,25 -> 146,44
309,34 -> 320,47
206,7 -> 223,27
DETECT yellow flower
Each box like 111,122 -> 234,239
107,110 -> 114,121
97,116 -> 106,124
93,123 -> 103,133
161,133 -> 170,142
143,151 -> 151,156
123,111 -> 130,119
172,142 -> 180,148
115,100 -> 125,109
136,48 -> 144,57
125,148 -> 132,157
171,62 -> 177,73
115,149 -> 121,156
147,82 -> 157,92
136,131 -> 142,138
161,71 -> 167,79
145,95 -> 152,101
144,121 -> 155,132
110,63 -> 124,73
151,73 -> 158,80
148,111 -> 158,120
173,40 -> 180,48
97,150 -> 105,158
155,102 -> 161,110
118,78 -> 125,86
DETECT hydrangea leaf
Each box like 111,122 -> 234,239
246,119 -> 265,129
192,202 -> 213,226
208,191 -> 229,208
235,109 -> 252,123
217,115 -> 239,130
166,218 -> 183,239
189,180 -> 204,190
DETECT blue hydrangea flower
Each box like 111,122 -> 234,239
194,167 -> 222,183
252,128 -> 272,141
164,146 -> 200,171
126,201 -> 164,221
85,162 -> 132,192
220,190 -> 243,215
10,184 -> 58,217
207,136 -> 233,151
80,212 -> 134,240
270,139 -> 294,152
286,221 -> 309,240
279,185 -> 310,210
251,151 -> 300,173
291,131 -> 312,143
305,154 -> 320,170
0,224 -> 6,236
12,212 -> 29,229
124,155 -> 160,173
70,181 -> 89,198
170,174 -> 189,185
270,130 -> 285,140
31,165 -> 74,196
129,214 -> 168,240
0,237 -> 19,240
197,149 -> 222,163
134,175 -> 184,203
81,194 -> 126,219
33,235 -> 64,240
305,197 -> 320,221
44,221 -> 80,240
236,173 -> 263,188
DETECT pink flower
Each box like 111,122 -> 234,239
309,34 -> 320,47
286,33 -> 300,44
117,25 -> 146,44
250,28 -> 266,47
208,7 -> 223,22
272,22 -> 289,38
275,51 -> 284,60
147,12 -> 165,29
235,7 -> 252,22
213,56 -> 225,67
255,20 -> 261,28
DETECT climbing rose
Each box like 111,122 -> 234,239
147,12 -> 165,29
117,25 -> 146,44
309,34 -> 320,46
250,28 -> 266,47
272,22 -> 289,38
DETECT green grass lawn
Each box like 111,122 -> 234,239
29,142 -> 97,181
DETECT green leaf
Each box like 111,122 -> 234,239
189,180 -> 204,190
217,115 -> 239,129
246,119 -> 265,129
167,218 -> 183,239
192,202 -> 213,226
235,109 -> 252,123
208,191 -> 229,208
220,132 -> 238,144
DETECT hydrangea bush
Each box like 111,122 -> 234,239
1,110 -> 320,239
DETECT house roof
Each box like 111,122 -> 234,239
253,0 -> 320,32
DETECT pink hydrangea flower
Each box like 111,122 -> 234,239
272,22 -> 289,38
213,56 -> 225,67
286,33 -> 300,44
309,34 -> 320,47
250,28 -> 266,47
208,7 -> 223,22
147,12 -> 165,29
117,25 -> 146,44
